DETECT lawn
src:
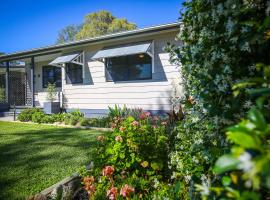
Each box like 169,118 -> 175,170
0,121 -> 102,200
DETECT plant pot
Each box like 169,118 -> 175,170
43,102 -> 60,114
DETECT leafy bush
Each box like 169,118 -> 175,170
79,111 -> 175,199
17,108 -> 44,122
32,112 -> 47,124
46,83 -> 57,102
167,0 -> 270,198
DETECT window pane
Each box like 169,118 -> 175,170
106,54 -> 152,81
43,66 -> 62,88
66,63 -> 83,84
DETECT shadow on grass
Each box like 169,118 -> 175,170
0,123 -> 106,199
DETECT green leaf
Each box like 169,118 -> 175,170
222,176 -> 231,186
214,155 -> 240,174
248,107 -> 267,130
227,131 -> 261,150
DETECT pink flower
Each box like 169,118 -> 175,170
131,121 -> 139,126
161,121 -> 168,126
139,111 -> 151,120
119,126 -> 125,132
115,135 -> 123,142
83,176 -> 95,195
107,187 -> 118,200
97,135 -> 105,141
110,123 -> 116,129
120,184 -> 135,198
144,111 -> 151,117
102,166 -> 115,177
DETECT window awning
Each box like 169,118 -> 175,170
49,53 -> 83,67
92,42 -> 152,60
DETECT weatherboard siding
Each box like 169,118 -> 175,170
62,33 -> 181,116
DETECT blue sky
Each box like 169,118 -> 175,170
0,0 -> 183,53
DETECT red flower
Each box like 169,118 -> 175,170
120,184 -> 135,198
102,166 -> 115,177
115,135 -> 123,142
107,187 -> 118,200
131,121 -> 139,126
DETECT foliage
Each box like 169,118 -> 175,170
78,111 -> 177,199
196,61 -> 270,199
167,0 -> 270,198
17,108 -> 44,122
57,10 -> 136,43
46,83 -> 57,102
80,117 -> 110,128
108,105 -> 144,121
56,24 -> 81,44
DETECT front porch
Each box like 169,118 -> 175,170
0,53 -> 64,112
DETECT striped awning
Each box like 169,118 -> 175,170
92,42 -> 152,60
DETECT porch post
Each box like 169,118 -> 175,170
5,61 -> 9,104
31,57 -> 35,107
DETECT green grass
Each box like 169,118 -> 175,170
0,121 -> 102,200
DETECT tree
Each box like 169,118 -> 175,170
75,10 -> 136,40
56,10 -> 136,43
56,25 -> 81,44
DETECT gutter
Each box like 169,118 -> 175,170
0,22 -> 180,62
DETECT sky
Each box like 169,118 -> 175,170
0,0 -> 183,53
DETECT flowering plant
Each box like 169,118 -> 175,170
79,111 -> 177,199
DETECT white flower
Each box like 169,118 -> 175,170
243,100 -> 252,109
238,152 -> 254,172
184,175 -> 191,183
226,18 -> 235,34
241,42 -> 251,52
153,178 -> 160,189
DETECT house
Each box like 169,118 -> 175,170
0,22 -> 182,117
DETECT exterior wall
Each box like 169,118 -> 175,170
33,31 -> 183,117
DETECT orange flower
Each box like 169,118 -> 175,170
119,126 -> 126,132
83,176 -> 95,195
107,187 -> 118,200
120,184 -> 135,198
266,30 -> 270,39
102,166 -> 115,177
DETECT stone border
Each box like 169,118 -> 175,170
3,121 -> 113,132
40,173 -> 80,196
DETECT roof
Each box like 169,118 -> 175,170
0,22 -> 180,62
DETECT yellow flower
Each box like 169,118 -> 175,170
141,161 -> 149,168
266,30 -> 270,39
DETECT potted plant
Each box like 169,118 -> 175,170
43,83 -> 60,114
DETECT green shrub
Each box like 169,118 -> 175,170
17,108 -> 44,122
32,112 -> 47,124
80,118 -> 90,126
167,0 -> 269,198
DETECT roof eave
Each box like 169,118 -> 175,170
0,22 -> 180,62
